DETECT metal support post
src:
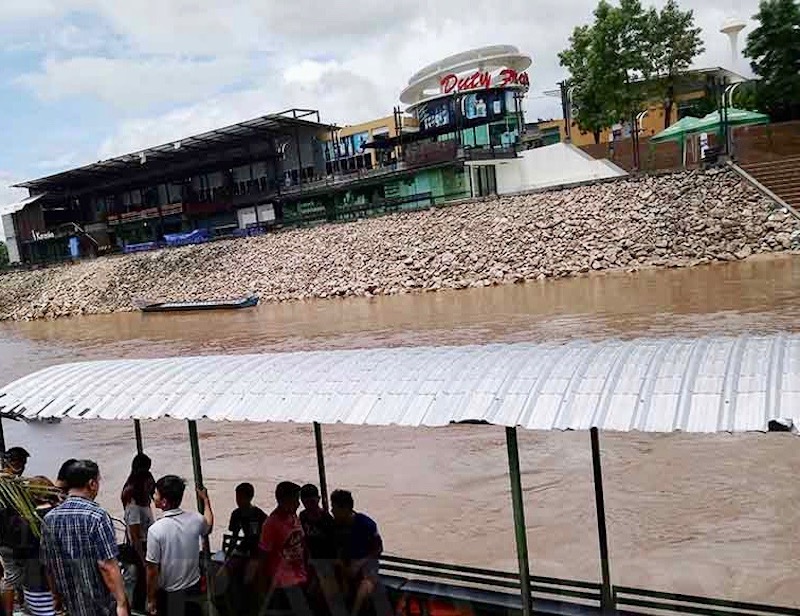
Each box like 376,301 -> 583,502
505,427 -> 533,616
187,420 -> 214,610
591,428 -> 615,612
0,418 -> 5,454
134,420 -> 143,454
313,422 -> 330,511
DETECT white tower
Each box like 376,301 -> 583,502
720,18 -> 747,68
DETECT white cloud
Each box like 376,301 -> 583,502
16,54 -> 256,111
283,60 -> 342,85
3,0 -> 763,176
0,174 -> 26,208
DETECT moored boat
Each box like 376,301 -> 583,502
137,294 -> 259,313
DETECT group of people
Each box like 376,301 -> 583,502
0,447 -> 385,616
221,481 -> 385,616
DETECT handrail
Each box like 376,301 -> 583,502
379,554 -> 604,607
380,556 -> 800,616
381,554 -> 602,590
615,586 -> 800,616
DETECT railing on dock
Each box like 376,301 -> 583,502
380,555 -> 800,616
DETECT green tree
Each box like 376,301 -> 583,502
745,0 -> 800,121
559,25 -> 617,143
559,0 -> 650,143
642,0 -> 705,128
0,242 -> 8,268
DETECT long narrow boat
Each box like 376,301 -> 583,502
1,336 -> 798,616
137,294 -> 258,313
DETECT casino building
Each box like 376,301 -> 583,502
5,46 -> 532,264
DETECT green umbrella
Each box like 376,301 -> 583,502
689,107 -> 770,134
650,115 -> 701,144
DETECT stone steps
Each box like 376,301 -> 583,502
741,157 -> 800,209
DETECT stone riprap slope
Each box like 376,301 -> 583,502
1,168 -> 797,321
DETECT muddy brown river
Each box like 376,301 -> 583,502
1,255 -> 799,606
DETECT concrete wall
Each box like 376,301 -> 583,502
470,143 -> 626,195
1,214 -> 21,263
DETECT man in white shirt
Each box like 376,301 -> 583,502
145,476 -> 213,616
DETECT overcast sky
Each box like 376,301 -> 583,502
0,0 -> 758,206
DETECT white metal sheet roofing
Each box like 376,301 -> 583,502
0,193 -> 44,217
0,335 -> 798,433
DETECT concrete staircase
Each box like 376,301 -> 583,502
740,156 -> 800,209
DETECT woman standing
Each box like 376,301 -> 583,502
121,453 -> 156,611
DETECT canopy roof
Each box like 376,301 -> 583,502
14,109 -> 333,194
691,108 -> 770,134
0,193 -> 45,217
650,116 -> 701,144
1,335 -> 798,433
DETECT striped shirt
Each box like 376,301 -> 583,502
42,496 -> 119,616
23,588 -> 56,616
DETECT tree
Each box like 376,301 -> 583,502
0,242 -> 8,268
559,0 -> 650,143
560,0 -> 706,139
642,0 -> 705,128
745,0 -> 800,121
560,25 -> 617,143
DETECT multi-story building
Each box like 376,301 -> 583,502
6,46 -> 534,264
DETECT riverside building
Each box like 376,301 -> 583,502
5,46 -> 533,264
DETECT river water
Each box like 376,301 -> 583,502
1,255 -> 799,606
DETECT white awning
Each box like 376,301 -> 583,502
0,193 -> 45,217
0,335 -> 798,433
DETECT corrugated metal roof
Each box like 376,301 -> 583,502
0,335 -> 798,433
0,193 -> 45,217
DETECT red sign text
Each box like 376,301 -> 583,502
440,68 -> 530,94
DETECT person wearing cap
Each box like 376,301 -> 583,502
0,446 -> 31,616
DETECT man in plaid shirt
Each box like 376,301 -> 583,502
42,460 -> 129,616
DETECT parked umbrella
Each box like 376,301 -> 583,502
650,116 -> 701,167
689,107 -> 770,134
650,115 -> 701,144
686,107 -> 770,160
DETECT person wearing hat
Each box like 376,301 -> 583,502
0,446 -> 31,616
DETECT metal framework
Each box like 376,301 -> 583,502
1,337 -> 798,616
14,110 -> 336,194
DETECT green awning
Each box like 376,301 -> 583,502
650,116 -> 701,144
689,108 -> 770,134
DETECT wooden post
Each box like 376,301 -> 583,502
505,427 -> 533,616
313,422 -> 329,511
134,420 -> 143,454
187,420 -> 214,612
591,428 -> 615,612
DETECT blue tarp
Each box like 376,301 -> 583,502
163,229 -> 211,247
123,241 -> 160,254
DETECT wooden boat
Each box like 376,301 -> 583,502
137,294 -> 259,313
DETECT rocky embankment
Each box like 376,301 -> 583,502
1,168 -> 798,321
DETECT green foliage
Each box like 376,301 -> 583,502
559,24 -> 616,143
0,242 -> 8,268
0,473 -> 59,538
560,0 -> 705,139
744,0 -> 800,121
641,0 -> 705,128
